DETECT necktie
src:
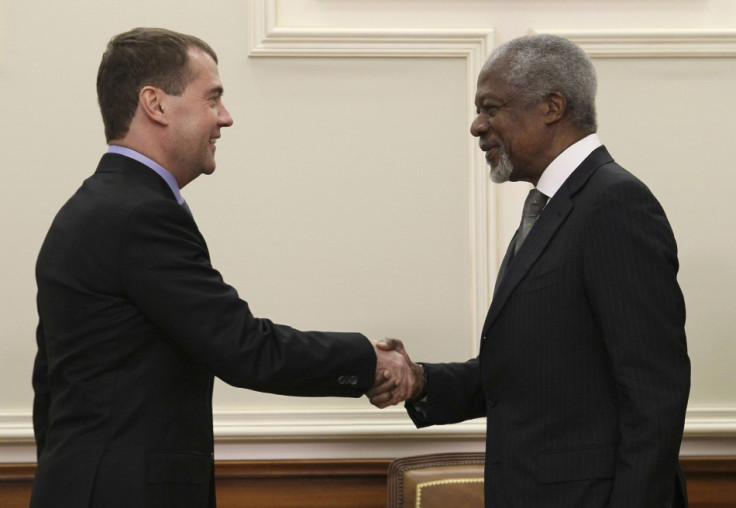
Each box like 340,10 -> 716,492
514,188 -> 548,254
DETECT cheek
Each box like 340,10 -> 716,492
492,117 -> 518,140
505,121 -> 537,149
495,124 -> 520,151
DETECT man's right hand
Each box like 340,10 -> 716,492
366,338 -> 424,409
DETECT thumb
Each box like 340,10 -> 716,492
376,337 -> 405,352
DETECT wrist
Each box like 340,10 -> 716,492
409,362 -> 427,403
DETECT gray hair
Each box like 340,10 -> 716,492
484,34 -> 597,133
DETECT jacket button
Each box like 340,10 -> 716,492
488,399 -> 497,407
338,375 -> 358,386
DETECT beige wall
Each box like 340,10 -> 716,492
1,0 -> 734,461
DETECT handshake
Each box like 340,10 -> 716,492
366,339 -> 426,409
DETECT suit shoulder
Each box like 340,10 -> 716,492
64,167 -> 176,220
590,160 -> 642,186
40,169 -> 183,256
586,161 -> 659,201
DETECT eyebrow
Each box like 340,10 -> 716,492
207,85 -> 224,97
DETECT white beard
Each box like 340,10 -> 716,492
489,143 -> 513,183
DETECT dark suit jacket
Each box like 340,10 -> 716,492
32,153 -> 376,508
408,147 -> 690,508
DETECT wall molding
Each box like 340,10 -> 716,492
2,405 -> 735,444
0,409 -> 485,445
2,407 -> 735,462
248,0 -> 497,347
685,406 -> 736,437
248,0 -> 495,59
533,28 -> 736,57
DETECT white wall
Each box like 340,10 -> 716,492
1,0 -> 734,462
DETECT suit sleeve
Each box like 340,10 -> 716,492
583,178 -> 690,506
406,358 -> 486,427
32,318 -> 50,459
118,200 -> 376,397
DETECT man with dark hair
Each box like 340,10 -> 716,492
32,27 -> 412,508
370,34 -> 690,507
96,27 -> 220,143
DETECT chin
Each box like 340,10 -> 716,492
489,166 -> 512,184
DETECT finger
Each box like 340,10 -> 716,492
372,369 -> 391,385
374,396 -> 400,409
386,390 -> 405,407
369,391 -> 396,409
370,383 -> 404,406
376,338 -> 405,352
391,375 -> 416,404
365,377 -> 397,398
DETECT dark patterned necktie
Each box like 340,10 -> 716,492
514,188 -> 548,254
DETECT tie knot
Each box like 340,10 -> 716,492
514,188 -> 548,255
522,188 -> 548,218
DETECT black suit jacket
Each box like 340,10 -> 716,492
408,147 -> 690,507
32,153 -> 376,508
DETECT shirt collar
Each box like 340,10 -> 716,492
536,133 -> 602,199
107,145 -> 184,205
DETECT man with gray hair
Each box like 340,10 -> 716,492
370,34 -> 690,507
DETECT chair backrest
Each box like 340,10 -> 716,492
387,452 -> 485,508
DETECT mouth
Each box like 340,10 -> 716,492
481,144 -> 499,163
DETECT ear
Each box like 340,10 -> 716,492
543,91 -> 566,125
139,86 -> 169,126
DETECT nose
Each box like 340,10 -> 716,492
470,114 -> 487,138
219,102 -> 234,127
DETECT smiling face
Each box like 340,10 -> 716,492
163,48 -> 233,187
470,59 -> 551,186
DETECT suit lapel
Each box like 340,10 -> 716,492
482,146 -> 614,335
483,194 -> 573,333
493,231 -> 518,296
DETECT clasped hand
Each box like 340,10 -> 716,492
366,338 -> 424,409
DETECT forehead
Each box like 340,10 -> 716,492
186,48 -> 223,89
474,61 -> 516,105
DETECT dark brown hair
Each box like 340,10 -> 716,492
96,27 -> 218,142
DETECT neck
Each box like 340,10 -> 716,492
108,137 -> 188,187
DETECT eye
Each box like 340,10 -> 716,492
477,102 -> 501,119
485,105 -> 500,117
207,90 -> 224,107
